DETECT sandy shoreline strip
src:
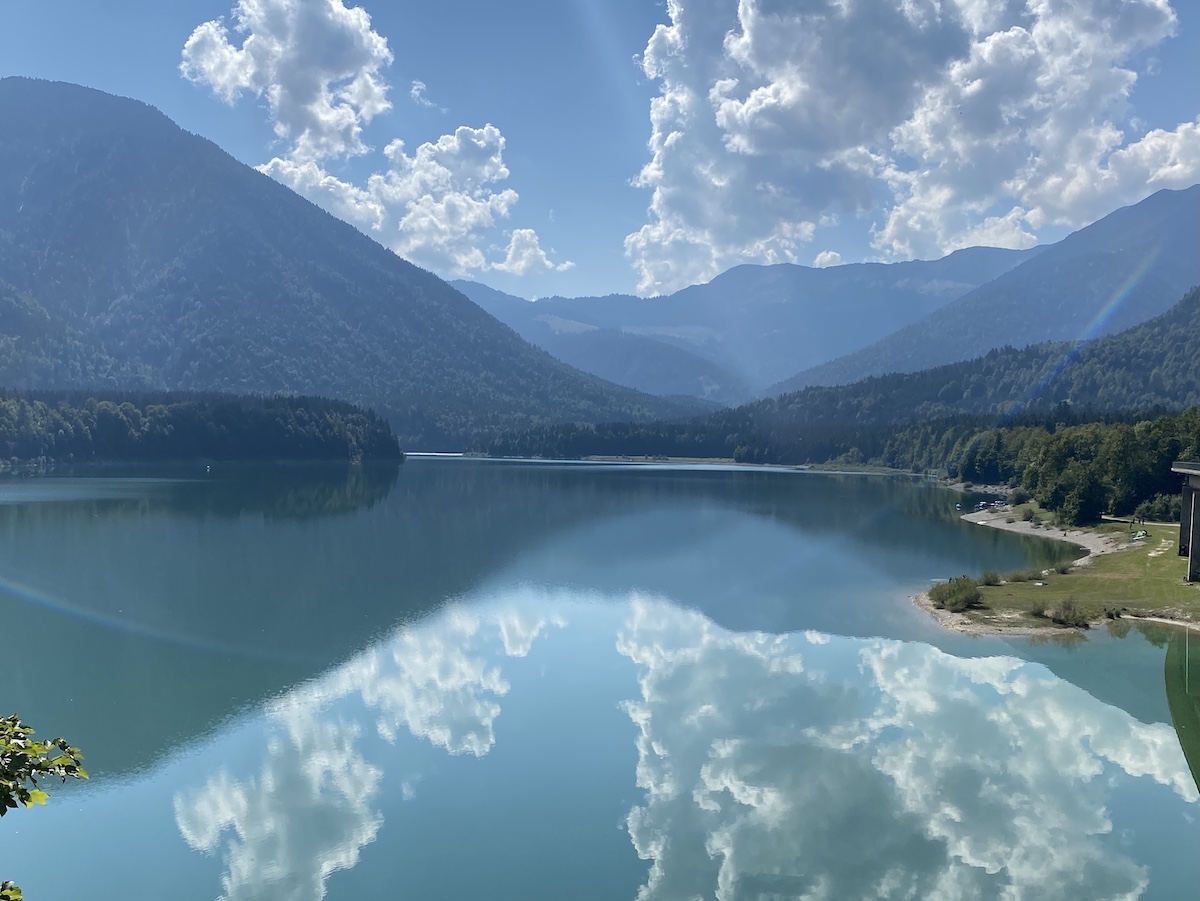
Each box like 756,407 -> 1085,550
959,507 -> 1130,562
911,507 -> 1200,636
910,590 -> 1052,637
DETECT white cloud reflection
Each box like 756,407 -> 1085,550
174,599 -> 563,900
618,596 -> 1197,900
174,588 -> 1196,900
175,709 -> 382,901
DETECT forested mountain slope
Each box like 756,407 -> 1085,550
0,78 -> 703,449
0,280 -> 158,389
481,285 -> 1200,463
775,185 -> 1200,392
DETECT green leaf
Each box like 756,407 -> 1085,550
23,788 -> 49,807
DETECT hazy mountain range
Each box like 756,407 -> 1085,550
0,78 -> 708,449
775,184 -> 1200,394
455,245 -> 1039,402
0,77 -> 1196,453
480,283 -> 1200,462
458,185 -> 1199,404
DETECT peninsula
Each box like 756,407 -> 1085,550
916,499 -> 1199,636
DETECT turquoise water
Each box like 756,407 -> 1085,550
0,461 -> 1195,899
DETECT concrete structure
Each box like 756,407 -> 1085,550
1174,462 -> 1200,583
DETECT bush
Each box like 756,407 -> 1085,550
1022,508 -> 1035,521
981,571 -> 1001,586
1010,487 -> 1031,505
1007,570 -> 1029,583
1051,599 -> 1089,628
1134,493 -> 1183,523
1054,562 -> 1073,574
929,576 -> 983,613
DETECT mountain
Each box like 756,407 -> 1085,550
498,247 -> 1036,392
0,280 -> 158,389
774,185 -> 1200,393
0,78 -> 707,449
453,279 -> 753,404
480,284 -> 1200,463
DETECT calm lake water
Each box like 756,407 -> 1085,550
0,459 -> 1196,900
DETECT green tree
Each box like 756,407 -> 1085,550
1059,460 -> 1108,526
1,715 -> 87,900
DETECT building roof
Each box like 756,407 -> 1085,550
1172,461 -> 1200,476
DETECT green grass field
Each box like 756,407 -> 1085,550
963,521 -> 1199,630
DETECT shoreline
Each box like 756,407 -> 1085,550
959,507 -> 1130,564
911,589 -> 1200,637
913,508 -> 1199,637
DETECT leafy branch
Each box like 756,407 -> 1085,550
1,714 -> 88,898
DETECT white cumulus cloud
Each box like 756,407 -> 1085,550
812,250 -> 842,269
180,0 -> 393,163
629,0 -> 1200,293
182,0 -> 567,277
493,229 -> 576,276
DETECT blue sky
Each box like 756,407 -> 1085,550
2,0 -> 1198,299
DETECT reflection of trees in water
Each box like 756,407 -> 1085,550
193,462 -> 402,519
0,460 -> 402,523
1165,629 -> 1200,793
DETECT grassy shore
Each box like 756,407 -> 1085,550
918,506 -> 1199,634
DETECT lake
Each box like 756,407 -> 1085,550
0,459 -> 1196,899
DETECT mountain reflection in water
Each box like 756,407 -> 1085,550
171,591 -> 1198,901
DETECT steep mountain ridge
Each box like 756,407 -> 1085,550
773,184 -> 1200,393
0,78 -> 705,448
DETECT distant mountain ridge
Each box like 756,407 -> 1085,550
456,245 -> 1037,400
0,77 -> 707,449
461,187 -> 1198,407
773,185 -> 1200,393
480,284 -> 1200,462
451,279 -> 755,403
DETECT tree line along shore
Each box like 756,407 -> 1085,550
0,390 -> 403,465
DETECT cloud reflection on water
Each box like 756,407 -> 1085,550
175,709 -> 382,901
174,599 -> 562,899
174,589 -> 1196,900
619,596 -> 1197,901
